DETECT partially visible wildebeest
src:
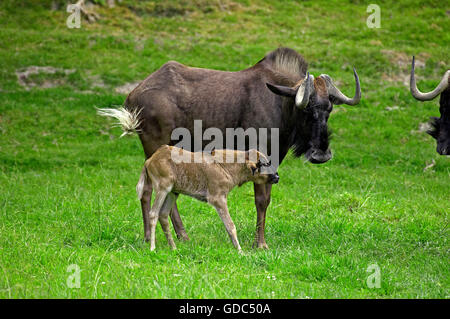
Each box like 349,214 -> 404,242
98,47 -> 361,248
410,56 -> 450,155
136,146 -> 279,252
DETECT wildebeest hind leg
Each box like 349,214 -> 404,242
170,204 -> 189,241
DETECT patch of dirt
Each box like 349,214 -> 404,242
16,66 -> 76,90
381,72 -> 412,86
86,73 -> 106,89
381,51 -> 430,86
382,50 -> 429,69
114,81 -> 141,95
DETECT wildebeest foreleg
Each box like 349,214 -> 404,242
253,183 -> 272,249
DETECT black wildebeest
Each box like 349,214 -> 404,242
99,47 -> 361,248
410,56 -> 450,155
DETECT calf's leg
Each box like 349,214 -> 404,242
209,196 -> 242,252
148,188 -> 170,251
139,166 -> 152,242
159,193 -> 178,249
253,183 -> 272,249
139,133 -> 189,242
141,173 -> 188,242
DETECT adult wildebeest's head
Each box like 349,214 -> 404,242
266,65 -> 361,164
410,56 -> 450,155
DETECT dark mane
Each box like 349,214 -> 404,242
427,118 -> 439,139
258,47 -> 308,84
428,88 -> 450,139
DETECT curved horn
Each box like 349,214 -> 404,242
321,68 -> 361,106
295,72 -> 312,109
410,56 -> 449,101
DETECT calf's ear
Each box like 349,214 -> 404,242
245,149 -> 259,162
266,83 -> 297,98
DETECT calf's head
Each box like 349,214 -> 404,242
410,56 -> 450,155
245,150 -> 279,184
266,69 -> 361,164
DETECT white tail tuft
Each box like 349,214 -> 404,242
136,167 -> 147,200
97,106 -> 142,137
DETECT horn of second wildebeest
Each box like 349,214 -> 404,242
295,72 -> 312,109
320,68 -> 361,105
410,56 -> 450,101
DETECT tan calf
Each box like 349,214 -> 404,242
136,145 -> 279,252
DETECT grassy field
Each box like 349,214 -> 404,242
0,0 -> 448,298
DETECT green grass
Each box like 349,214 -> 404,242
0,0 -> 448,298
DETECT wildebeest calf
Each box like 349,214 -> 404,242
136,145 -> 279,252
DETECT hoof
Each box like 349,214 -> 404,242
252,241 -> 269,250
177,233 -> 190,241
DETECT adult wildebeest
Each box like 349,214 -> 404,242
410,56 -> 450,155
99,47 -> 361,248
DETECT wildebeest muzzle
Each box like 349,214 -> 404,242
306,148 -> 332,164
268,172 -> 280,184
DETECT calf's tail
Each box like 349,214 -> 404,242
96,106 -> 142,137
